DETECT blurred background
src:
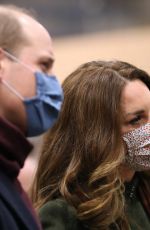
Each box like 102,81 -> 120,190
3,0 -> 150,80
3,0 -> 150,191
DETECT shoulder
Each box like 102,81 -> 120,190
39,199 -> 84,230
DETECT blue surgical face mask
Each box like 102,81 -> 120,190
2,50 -> 63,137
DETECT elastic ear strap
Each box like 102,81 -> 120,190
3,50 -> 34,72
1,79 -> 24,100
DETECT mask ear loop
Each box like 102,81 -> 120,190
1,79 -> 24,100
3,50 -> 35,72
1,50 -> 35,101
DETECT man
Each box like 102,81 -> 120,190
0,5 -> 63,230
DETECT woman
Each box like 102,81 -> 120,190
32,60 -> 150,229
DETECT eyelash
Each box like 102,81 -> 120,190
129,115 -> 142,125
40,62 -> 50,71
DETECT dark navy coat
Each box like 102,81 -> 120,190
0,171 -> 41,230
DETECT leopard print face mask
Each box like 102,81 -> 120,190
123,123 -> 150,171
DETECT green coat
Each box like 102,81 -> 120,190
125,175 -> 150,230
39,194 -> 150,230
39,199 -> 87,230
126,196 -> 150,230
39,199 -> 119,230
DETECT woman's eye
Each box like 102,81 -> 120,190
129,115 -> 141,125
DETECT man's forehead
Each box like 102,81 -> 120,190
17,14 -> 55,61
37,49 -> 55,61
20,14 -> 52,45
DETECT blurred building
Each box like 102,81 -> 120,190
2,0 -> 150,37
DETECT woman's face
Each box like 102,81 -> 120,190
121,79 -> 150,134
120,79 -> 150,177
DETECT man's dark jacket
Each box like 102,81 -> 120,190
0,117 -> 41,230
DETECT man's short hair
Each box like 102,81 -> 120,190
0,5 -> 36,55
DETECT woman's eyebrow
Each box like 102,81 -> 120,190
126,110 -> 144,116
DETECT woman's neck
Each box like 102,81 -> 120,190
120,165 -> 135,182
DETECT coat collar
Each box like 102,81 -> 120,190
0,116 -> 33,178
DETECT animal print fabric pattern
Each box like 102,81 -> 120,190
123,123 -> 150,171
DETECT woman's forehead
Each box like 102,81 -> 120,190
121,80 -> 150,116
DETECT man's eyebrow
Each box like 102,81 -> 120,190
47,57 -> 55,63
39,56 -> 55,64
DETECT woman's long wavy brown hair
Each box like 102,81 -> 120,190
31,60 -> 150,230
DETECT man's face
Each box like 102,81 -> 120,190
0,15 -> 55,133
